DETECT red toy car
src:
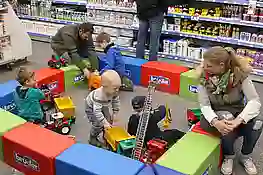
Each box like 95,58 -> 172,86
140,139 -> 168,164
48,55 -> 68,69
43,112 -> 72,135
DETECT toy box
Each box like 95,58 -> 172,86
123,56 -> 147,85
156,132 -> 220,175
99,55 -> 147,85
153,164 -> 185,175
35,68 -> 65,94
55,143 -> 145,175
0,80 -> 20,114
179,69 -> 199,101
3,122 -> 75,175
54,97 -> 75,119
60,65 -> 86,90
0,109 -> 26,161
141,61 -> 188,94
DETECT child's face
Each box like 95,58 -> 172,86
97,40 -> 108,49
25,75 -> 36,87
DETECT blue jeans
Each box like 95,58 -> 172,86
136,13 -> 164,61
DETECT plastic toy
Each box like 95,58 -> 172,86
104,126 -> 136,157
141,139 -> 168,164
39,84 -> 60,111
48,55 -> 68,69
162,104 -> 172,129
43,112 -> 73,135
132,80 -> 159,161
54,97 -> 76,123
88,73 -> 101,91
187,108 -> 201,127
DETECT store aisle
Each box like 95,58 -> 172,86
0,41 -> 262,175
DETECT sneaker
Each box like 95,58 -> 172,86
239,157 -> 257,175
221,158 -> 234,175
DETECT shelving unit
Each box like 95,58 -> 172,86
0,1 -> 32,69
15,0 -> 263,82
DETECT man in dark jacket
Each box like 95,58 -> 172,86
51,22 -> 99,79
128,96 -> 185,147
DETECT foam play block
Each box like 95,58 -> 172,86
55,143 -> 145,175
141,61 -> 188,94
122,56 -> 148,85
3,122 -> 75,175
35,68 -> 65,94
0,109 -> 26,161
156,132 -> 220,175
179,69 -> 199,101
153,164 -> 184,175
60,65 -> 86,90
0,80 -> 20,114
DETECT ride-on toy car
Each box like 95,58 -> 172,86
48,55 -> 68,69
43,112 -> 73,135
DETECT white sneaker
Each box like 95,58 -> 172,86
239,157 -> 257,175
221,158 -> 234,175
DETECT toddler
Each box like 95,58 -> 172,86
85,70 -> 121,146
96,32 -> 134,91
14,67 -> 45,123
128,96 -> 185,147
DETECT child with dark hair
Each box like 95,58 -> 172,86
128,96 -> 185,147
13,67 -> 45,123
96,32 -> 134,91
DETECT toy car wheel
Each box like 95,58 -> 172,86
55,62 -> 62,69
60,125 -> 71,135
48,60 -> 54,68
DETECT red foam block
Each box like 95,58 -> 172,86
35,68 -> 65,94
3,122 -> 75,175
141,61 -> 188,94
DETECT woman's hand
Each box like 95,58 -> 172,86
213,119 -> 233,135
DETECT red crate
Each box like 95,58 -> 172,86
141,61 -> 188,94
35,68 -> 65,94
3,122 -> 75,175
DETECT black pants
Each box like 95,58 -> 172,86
200,117 -> 263,156
157,129 -> 185,147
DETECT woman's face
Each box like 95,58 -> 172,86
203,59 -> 225,75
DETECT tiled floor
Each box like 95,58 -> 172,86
0,41 -> 262,175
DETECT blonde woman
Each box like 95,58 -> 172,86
197,46 -> 262,175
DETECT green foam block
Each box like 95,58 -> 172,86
157,132 -> 220,175
61,65 -> 87,90
179,69 -> 200,101
0,108 -> 26,160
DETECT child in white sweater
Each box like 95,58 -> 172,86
85,70 -> 121,146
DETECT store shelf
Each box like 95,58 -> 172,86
86,4 -> 136,13
167,13 -> 263,29
18,15 -> 134,30
52,0 -> 86,5
26,31 -> 263,82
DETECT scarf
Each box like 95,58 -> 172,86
200,69 -> 234,95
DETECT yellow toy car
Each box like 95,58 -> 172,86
54,97 -> 76,123
104,126 -> 136,157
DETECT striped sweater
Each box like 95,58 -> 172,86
85,87 -> 120,126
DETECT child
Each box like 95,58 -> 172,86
14,67 -> 46,123
128,96 -> 185,147
96,32 -> 134,91
85,70 -> 121,147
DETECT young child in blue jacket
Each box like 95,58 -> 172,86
96,32 -> 134,91
14,67 -> 46,123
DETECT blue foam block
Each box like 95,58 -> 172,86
0,80 -> 20,114
56,143 -> 145,175
153,164 -> 185,175
137,165 -> 155,175
122,56 -> 147,85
